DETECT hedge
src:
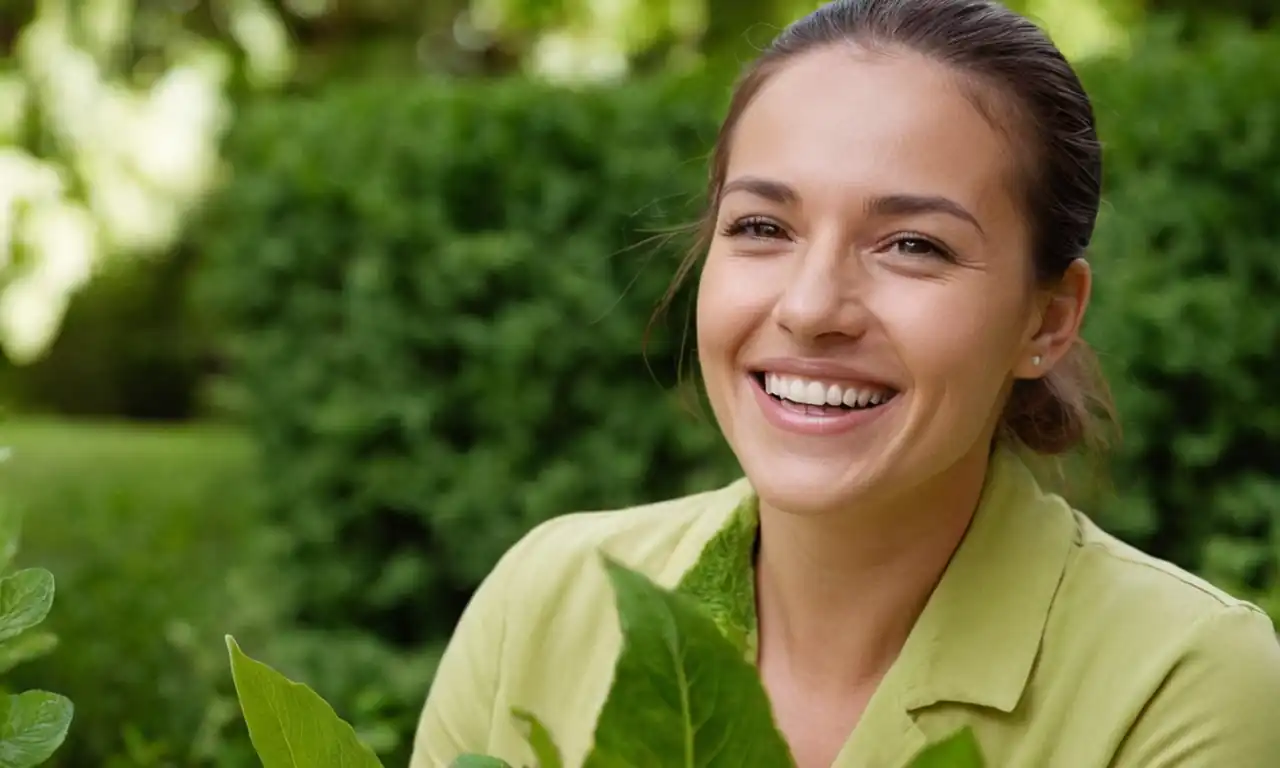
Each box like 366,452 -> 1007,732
1080,21 -> 1280,607
196,72 -> 739,762
195,20 -> 1280,764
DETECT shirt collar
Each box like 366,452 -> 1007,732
678,443 -> 1078,714
896,444 -> 1078,712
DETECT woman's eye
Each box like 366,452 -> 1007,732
723,217 -> 786,240
894,237 -> 939,256
886,235 -> 959,263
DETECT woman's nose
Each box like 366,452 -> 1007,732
771,241 -> 868,343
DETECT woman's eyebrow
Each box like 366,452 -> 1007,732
721,176 -> 798,205
721,177 -> 982,235
865,193 -> 984,234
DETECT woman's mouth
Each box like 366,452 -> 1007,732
755,372 -> 898,412
749,372 -> 900,435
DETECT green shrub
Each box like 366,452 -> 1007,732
197,74 -> 740,761
196,20 -> 1280,760
1079,21 -> 1280,613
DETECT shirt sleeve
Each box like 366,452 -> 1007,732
1111,604 -> 1280,767
409,532 -> 533,768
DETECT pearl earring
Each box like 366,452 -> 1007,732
1031,355 -> 1043,367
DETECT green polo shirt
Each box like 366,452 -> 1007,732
411,445 -> 1280,767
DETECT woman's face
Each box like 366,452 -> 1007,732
697,46 -> 1066,517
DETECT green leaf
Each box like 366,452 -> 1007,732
226,636 -> 383,768
0,570 -> 54,644
906,727 -> 985,768
0,690 -> 74,768
511,707 -> 562,768
0,630 -> 57,675
449,756 -> 514,768
583,556 -> 795,768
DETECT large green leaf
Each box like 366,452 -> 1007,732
906,727 -> 985,768
226,636 -> 384,768
0,570 -> 54,644
0,690 -> 74,768
583,556 -> 795,767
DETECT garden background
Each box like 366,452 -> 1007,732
1,0 -> 1278,765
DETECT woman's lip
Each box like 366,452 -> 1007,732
749,357 -> 899,391
748,373 -> 896,436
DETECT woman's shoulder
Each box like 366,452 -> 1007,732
1041,513 -> 1280,762
1059,513 -> 1272,638
483,477 -> 753,614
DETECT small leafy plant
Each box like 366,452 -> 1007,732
228,556 -> 984,767
0,499 -> 75,766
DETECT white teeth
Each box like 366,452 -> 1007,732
763,373 -> 895,409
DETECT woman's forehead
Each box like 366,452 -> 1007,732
725,47 -> 1018,217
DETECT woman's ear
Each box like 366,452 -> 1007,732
1015,258 -> 1092,380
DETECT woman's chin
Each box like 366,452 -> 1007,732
742,453 -> 888,519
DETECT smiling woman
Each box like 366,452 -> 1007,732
411,2 -> 1280,768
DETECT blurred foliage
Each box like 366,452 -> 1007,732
192,19 -> 1280,765
196,72 -> 737,763
1150,0 -> 1277,27
5,0 -> 1275,92
262,0 -> 1280,79
0,420 -> 275,765
0,247 -> 215,420
1081,18 -> 1280,616
0,0 -> 285,362
196,72 -> 744,645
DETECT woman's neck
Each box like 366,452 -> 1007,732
753,447 -> 991,695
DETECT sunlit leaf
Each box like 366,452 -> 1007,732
0,690 -> 74,768
226,636 -> 383,768
583,556 -> 795,767
0,570 -> 54,644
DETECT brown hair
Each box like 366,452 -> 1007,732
659,0 -> 1117,455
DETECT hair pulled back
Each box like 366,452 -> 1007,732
666,0 -> 1116,455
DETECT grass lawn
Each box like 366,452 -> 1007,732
0,418 -> 279,766
1,418 -> 258,591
